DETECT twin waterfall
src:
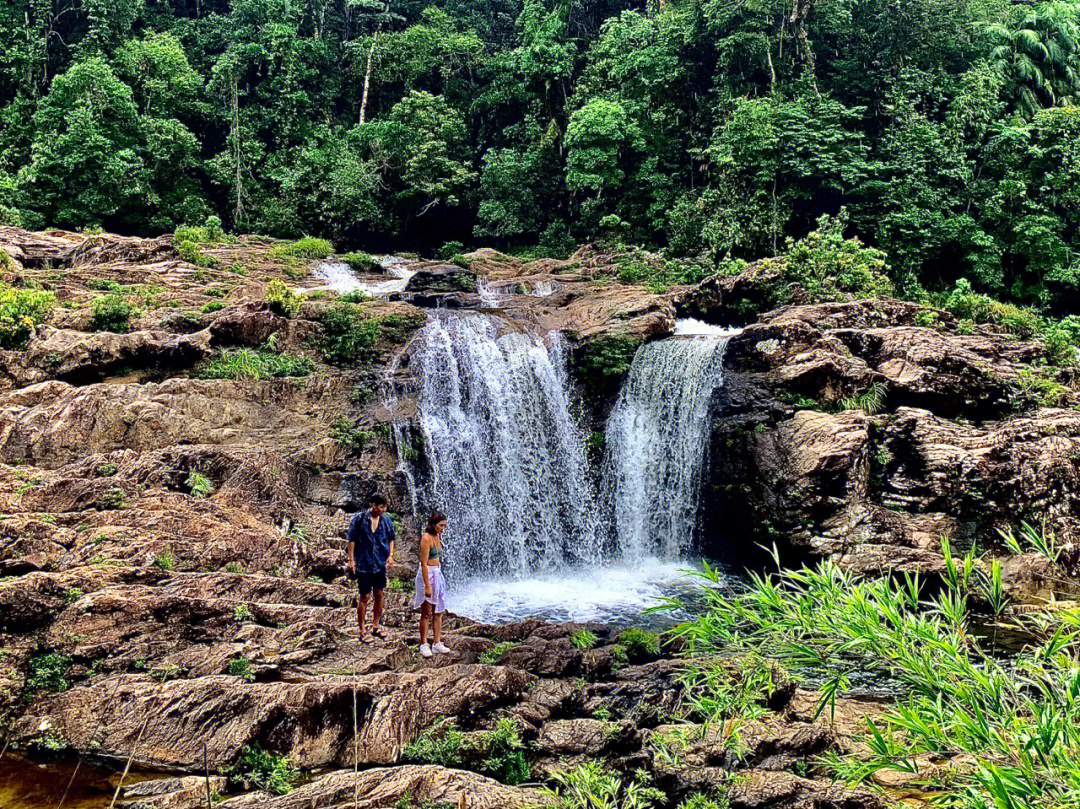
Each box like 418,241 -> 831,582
407,313 -> 736,598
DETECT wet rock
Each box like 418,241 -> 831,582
118,775 -> 228,809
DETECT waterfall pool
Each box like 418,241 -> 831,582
451,557 -> 741,628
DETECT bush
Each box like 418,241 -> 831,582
175,215 -> 226,245
574,336 -> 641,394
266,279 -> 303,318
330,416 -> 374,453
570,629 -> 598,649
943,278 -> 1041,338
200,348 -> 313,380
175,239 -> 218,268
780,210 -> 892,303
341,251 -> 379,272
480,718 -> 531,785
96,487 -> 128,510
0,283 -> 56,348
26,652 -> 71,695
402,719 -> 463,767
186,471 -> 213,498
380,313 -> 426,343
319,303 -> 381,365
436,241 -> 465,260
234,603 -> 254,622
543,762 -> 664,809
479,641 -> 518,665
271,237 -> 334,260
95,462 -> 118,477
228,744 -> 299,795
152,549 -> 176,570
228,657 -> 255,682
200,301 -> 226,314
617,627 -> 661,662
90,293 -> 137,333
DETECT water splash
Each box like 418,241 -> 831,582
310,256 -> 417,297
601,324 -> 740,559
412,313 -> 600,579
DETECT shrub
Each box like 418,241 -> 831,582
26,652 -> 71,695
330,416 -> 374,453
200,301 -> 226,314
1012,366 -> 1070,408
0,283 -> 56,348
436,241 -> 465,260
319,303 -> 381,365
479,641 -> 518,665
175,239 -> 218,268
228,657 -> 255,682
96,487 -> 128,510
780,210 -> 892,303
543,762 -> 664,809
570,629 -> 598,650
175,216 -> 226,245
341,251 -> 380,272
234,603 -> 254,622
266,279 -> 303,318
380,313 -> 426,343
617,628 -> 661,662
200,348 -> 313,380
63,587 -> 83,605
271,237 -> 334,260
480,718 -> 531,785
225,562 -> 245,574
402,719 -> 463,767
186,471 -> 213,499
228,744 -> 299,795
89,293 -> 137,333
152,549 -> 176,570
95,462 -> 118,477
574,336 -> 641,394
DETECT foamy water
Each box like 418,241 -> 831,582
452,559 -> 716,626
672,318 -> 740,337
306,256 -> 417,296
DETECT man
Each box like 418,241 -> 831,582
346,493 -> 395,644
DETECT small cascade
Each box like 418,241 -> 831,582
412,313 -> 600,579
310,255 -> 417,297
602,324 -> 740,560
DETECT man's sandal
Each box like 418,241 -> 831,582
372,627 -> 389,639
360,633 -> 374,644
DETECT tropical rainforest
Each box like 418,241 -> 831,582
2,0 -> 1080,312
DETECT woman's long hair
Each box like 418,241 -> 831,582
425,510 -> 447,535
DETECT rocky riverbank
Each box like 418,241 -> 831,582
0,226 -> 1077,807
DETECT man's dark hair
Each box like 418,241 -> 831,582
370,493 -> 388,507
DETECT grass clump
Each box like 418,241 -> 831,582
200,301 -> 226,314
233,603 -> 254,623
616,627 -> 661,662
228,743 -> 299,795
838,381 -> 886,414
542,761 -> 664,809
570,629 -> 598,650
95,462 -> 118,477
479,717 -> 531,785
89,293 -> 138,333
402,718 -> 463,767
667,542 -> 1080,809
225,562 -> 244,574
319,303 -> 381,365
26,652 -> 71,696
63,587 -> 83,604
0,283 -> 56,348
265,279 -> 303,318
228,656 -> 255,682
330,416 -> 374,453
186,471 -> 213,499
479,641 -> 518,665
271,237 -> 333,261
152,549 -> 176,570
341,251 -> 379,272
200,347 -> 312,380
95,487 -> 128,510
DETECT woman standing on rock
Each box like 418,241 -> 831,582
414,510 -> 450,657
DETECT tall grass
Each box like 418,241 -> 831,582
666,543 -> 1080,809
200,347 -> 312,380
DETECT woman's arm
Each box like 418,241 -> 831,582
419,536 -> 432,595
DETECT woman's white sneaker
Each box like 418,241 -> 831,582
432,642 -> 451,654
420,643 -> 432,658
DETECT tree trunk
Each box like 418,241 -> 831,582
359,28 -> 380,125
789,0 -> 818,94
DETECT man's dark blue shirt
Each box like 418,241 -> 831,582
348,509 -> 396,573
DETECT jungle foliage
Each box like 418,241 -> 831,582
3,0 -> 1080,310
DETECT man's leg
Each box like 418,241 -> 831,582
357,590 -> 370,637
372,587 -> 384,631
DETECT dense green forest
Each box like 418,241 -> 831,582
2,0 -> 1080,309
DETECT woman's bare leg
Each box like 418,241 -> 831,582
419,602 -> 430,646
432,612 -> 443,644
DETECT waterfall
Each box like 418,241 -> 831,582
412,313 -> 600,579
601,327 -> 739,560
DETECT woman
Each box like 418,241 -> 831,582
413,510 -> 450,657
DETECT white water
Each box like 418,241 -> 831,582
310,256 -> 417,296
601,324 -> 740,560
413,313 -> 601,579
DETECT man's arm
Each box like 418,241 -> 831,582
386,515 -> 396,568
345,516 -> 357,572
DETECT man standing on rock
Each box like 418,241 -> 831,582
346,493 -> 395,644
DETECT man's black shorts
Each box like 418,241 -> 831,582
356,569 -> 387,596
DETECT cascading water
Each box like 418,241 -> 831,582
412,313 -> 601,579
601,325 -> 740,560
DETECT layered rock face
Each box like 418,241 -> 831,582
686,287 -> 1080,598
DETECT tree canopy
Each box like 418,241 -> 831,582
3,0 -> 1080,309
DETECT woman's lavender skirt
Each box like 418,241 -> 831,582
413,566 -> 448,613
